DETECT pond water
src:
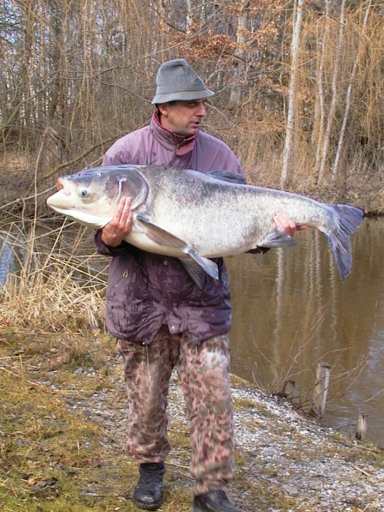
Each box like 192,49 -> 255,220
227,218 -> 384,447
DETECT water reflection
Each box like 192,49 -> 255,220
228,218 -> 384,446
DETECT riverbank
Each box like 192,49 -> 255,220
1,328 -> 383,511
1,150 -> 383,217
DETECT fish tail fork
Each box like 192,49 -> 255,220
325,204 -> 364,279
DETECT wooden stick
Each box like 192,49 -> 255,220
355,414 -> 368,441
282,380 -> 300,406
311,363 -> 331,417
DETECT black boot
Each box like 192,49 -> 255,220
192,489 -> 242,512
132,462 -> 165,510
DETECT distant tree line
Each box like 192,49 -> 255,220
0,0 -> 382,193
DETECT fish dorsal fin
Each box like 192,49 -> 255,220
205,170 -> 247,185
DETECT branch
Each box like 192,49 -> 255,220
40,132 -> 129,181
148,4 -> 187,34
98,82 -> 151,103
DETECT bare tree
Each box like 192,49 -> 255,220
281,0 -> 305,189
0,0 -> 382,200
318,0 -> 346,184
313,0 -> 330,181
332,0 -> 372,181
229,0 -> 249,108
185,0 -> 193,34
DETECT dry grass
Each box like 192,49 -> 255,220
2,267 -> 103,333
0,218 -> 106,333
0,215 -> 111,377
0,219 -> 137,511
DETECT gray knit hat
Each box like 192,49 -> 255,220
151,58 -> 214,104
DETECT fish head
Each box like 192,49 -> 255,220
46,166 -> 148,228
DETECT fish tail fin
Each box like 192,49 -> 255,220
325,204 -> 364,279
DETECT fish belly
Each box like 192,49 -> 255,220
146,203 -> 261,258
126,230 -> 184,257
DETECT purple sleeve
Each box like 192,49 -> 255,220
203,134 -> 245,179
221,151 -> 244,179
94,229 -> 136,257
102,146 -> 131,166
232,154 -> 244,178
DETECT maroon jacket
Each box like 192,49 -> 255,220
96,113 -> 244,344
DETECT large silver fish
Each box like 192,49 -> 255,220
47,165 -> 364,285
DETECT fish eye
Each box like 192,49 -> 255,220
80,189 -> 88,198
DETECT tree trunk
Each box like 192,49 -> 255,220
186,0 -> 193,34
314,0 -> 330,181
47,0 -> 65,126
281,0 -> 305,189
229,1 -> 249,108
318,0 -> 346,184
332,1 -> 372,181
21,0 -> 34,132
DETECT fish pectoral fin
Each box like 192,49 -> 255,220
258,229 -> 297,248
135,213 -> 187,249
135,213 -> 219,282
179,259 -> 209,288
183,250 -> 219,282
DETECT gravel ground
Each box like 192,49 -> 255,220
58,358 -> 384,512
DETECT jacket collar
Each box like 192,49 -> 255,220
150,111 -> 196,156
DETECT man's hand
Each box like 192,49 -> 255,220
273,213 -> 306,237
101,197 -> 133,247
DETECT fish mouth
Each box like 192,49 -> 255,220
47,190 -> 72,210
47,192 -> 107,228
48,204 -> 107,228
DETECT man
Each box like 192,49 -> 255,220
96,59 -> 297,512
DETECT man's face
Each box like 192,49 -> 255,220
158,100 -> 207,137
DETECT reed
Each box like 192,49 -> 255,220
0,219 -> 106,335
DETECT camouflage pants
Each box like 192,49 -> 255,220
117,328 -> 234,494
